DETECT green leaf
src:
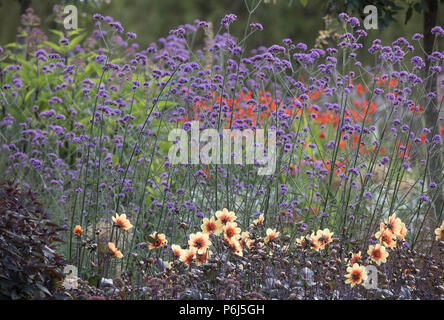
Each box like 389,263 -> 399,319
405,6 -> 412,24
42,41 -> 61,53
85,62 -> 102,76
24,88 -> 35,103
68,33 -> 86,52
97,243 -> 107,255
67,28 -> 84,37
413,2 -> 422,12
300,0 -> 307,6
49,29 -> 64,39
88,275 -> 101,287
5,43 -> 19,49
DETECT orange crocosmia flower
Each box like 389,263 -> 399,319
440,126 -> 444,136
310,108 -> 338,127
323,159 -> 347,175
215,208 -> 237,225
345,263 -> 368,287
389,79 -> 398,88
352,135 -> 360,145
359,146 -> 369,154
310,111 -> 320,121
324,111 -> 339,126
223,222 -> 241,242
108,242 -> 123,259
309,90 -> 321,100
264,228 -> 280,243
365,101 -> 376,115
201,217 -> 222,235
189,90 -> 274,128
396,141 -> 411,159
73,225 -> 83,237
188,232 -> 211,253
309,207 -> 319,216
202,168 -> 212,179
356,83 -> 366,95
112,213 -> 133,231
371,145 -> 386,154
148,232 -> 168,250
411,105 -> 424,114
377,77 -> 398,88
368,243 -> 389,265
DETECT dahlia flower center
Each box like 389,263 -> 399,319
351,271 -> 361,281
373,250 -> 381,259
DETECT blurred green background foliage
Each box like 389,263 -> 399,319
0,0 -> 442,55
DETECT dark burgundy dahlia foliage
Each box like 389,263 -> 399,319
0,181 -> 67,299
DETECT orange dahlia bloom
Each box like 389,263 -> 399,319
216,208 -> 237,225
171,244 -> 184,259
108,242 -> 123,259
296,235 -> 310,251
315,228 -> 334,249
195,249 -> 212,266
375,228 -> 397,249
112,213 -> 133,231
310,232 -> 321,251
345,263 -> 368,287
435,220 -> 444,241
179,247 -> 197,267
398,221 -> 407,240
240,231 -> 250,248
188,232 -> 212,253
380,213 -> 402,237
73,225 -> 83,237
223,222 -> 241,242
368,243 -> 389,265
252,214 -> 264,226
201,217 -> 222,235
264,228 -> 280,244
148,232 -> 168,250
347,251 -> 362,266
227,238 -> 243,257
245,238 -> 255,250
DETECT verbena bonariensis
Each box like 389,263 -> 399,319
0,6 -> 443,299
